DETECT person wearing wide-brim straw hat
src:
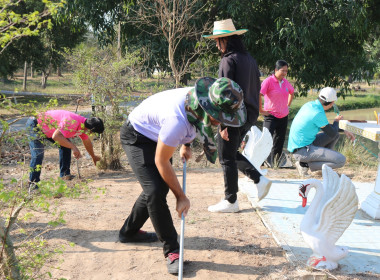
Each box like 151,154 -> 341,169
202,18 -> 248,39
118,77 -> 246,275
203,19 -> 273,213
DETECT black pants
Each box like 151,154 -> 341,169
263,114 -> 288,166
217,121 -> 262,203
119,121 -> 178,257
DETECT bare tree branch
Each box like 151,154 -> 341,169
127,0 -> 212,87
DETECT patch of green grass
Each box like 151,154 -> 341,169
2,95 -> 73,105
289,95 -> 315,119
1,73 -> 78,95
337,137 -> 378,168
133,77 -> 175,93
289,93 -> 380,120
335,94 -> 380,111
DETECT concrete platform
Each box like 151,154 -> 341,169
239,177 -> 380,275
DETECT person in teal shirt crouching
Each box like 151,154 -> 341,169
287,87 -> 355,177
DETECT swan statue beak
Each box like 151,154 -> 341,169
301,197 -> 307,207
299,183 -> 309,207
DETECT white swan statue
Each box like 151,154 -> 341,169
298,164 -> 358,270
242,126 -> 272,176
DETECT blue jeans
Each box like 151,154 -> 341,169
26,117 -> 72,182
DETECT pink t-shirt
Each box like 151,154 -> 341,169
37,110 -> 89,140
260,74 -> 294,118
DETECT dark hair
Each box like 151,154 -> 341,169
85,117 -> 104,134
318,97 -> 333,106
221,35 -> 247,56
275,60 -> 288,70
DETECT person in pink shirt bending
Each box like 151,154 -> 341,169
26,110 -> 104,186
259,60 -> 294,168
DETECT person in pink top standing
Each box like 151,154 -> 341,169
259,60 -> 294,167
26,110 -> 104,186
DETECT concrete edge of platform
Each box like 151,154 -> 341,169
239,182 -> 299,267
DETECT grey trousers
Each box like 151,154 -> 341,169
292,131 -> 346,171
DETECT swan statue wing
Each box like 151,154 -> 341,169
242,126 -> 272,175
308,165 -> 340,222
316,166 -> 358,245
321,164 -> 341,206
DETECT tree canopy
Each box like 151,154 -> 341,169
3,0 -> 379,93
0,0 -> 65,54
210,0 -> 378,94
0,1 -> 87,85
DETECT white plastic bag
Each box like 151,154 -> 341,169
242,126 -> 273,175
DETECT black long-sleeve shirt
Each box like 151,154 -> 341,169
321,120 -> 340,138
218,51 -> 261,125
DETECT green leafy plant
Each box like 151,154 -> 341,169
68,44 -> 146,169
0,159 -> 91,279
0,95 -> 94,279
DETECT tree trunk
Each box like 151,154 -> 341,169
41,72 -> 49,89
22,61 -> 28,91
169,55 -> 180,88
1,232 -> 21,279
57,66 -> 63,77
175,74 -> 181,88
0,198 -> 29,279
117,21 -> 121,61
30,62 -> 34,78
180,73 -> 190,86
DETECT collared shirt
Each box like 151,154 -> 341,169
287,100 -> 329,152
128,87 -> 196,147
260,74 -> 294,118
37,110 -> 89,140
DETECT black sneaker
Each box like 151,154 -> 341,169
119,230 -> 158,243
167,251 -> 180,274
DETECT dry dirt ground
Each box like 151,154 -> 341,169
1,134 -> 379,280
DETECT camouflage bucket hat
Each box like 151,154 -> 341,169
185,77 -> 247,164
194,77 -> 247,127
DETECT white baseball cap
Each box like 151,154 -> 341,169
319,87 -> 337,102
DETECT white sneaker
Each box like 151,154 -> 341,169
295,161 -> 309,178
256,176 -> 272,201
208,199 -> 239,213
